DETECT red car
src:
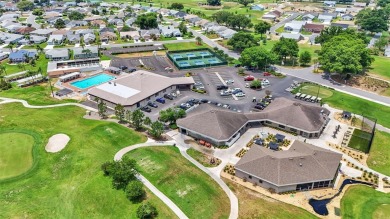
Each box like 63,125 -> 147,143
244,75 -> 255,81
263,72 -> 271,76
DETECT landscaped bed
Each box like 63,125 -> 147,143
125,146 -> 230,219
0,103 -> 175,218
341,185 -> 390,219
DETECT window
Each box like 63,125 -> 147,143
155,93 -> 158,97
163,89 -> 166,93
279,125 -> 285,129
248,175 -> 252,179
290,128 -> 297,132
265,121 -> 271,124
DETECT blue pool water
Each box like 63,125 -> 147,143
71,74 -> 114,89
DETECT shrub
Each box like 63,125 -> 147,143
137,202 -> 157,219
126,180 -> 145,202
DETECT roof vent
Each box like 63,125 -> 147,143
299,163 -> 302,167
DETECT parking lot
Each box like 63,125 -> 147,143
110,56 -> 175,73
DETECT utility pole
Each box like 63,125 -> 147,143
316,84 -> 320,98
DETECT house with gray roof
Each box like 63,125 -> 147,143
66,33 -> 81,44
73,46 -> 99,59
158,25 -> 181,37
0,32 -> 24,44
219,29 -> 237,39
284,22 -> 304,33
341,14 -> 354,21
280,33 -> 304,41
318,15 -> 333,24
45,49 -> 70,61
83,33 -> 96,44
140,29 -> 160,40
177,98 -> 330,146
66,20 -> 88,28
235,141 -> 342,193
30,28 -> 57,37
47,34 -> 65,45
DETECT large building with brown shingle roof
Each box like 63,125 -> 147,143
235,141 -> 342,193
177,98 -> 330,146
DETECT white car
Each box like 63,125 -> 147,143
235,92 -> 246,97
245,83 -> 250,88
225,79 -> 234,84
261,79 -> 270,86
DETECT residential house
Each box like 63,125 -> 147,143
251,4 -> 265,11
14,27 -> 36,35
0,51 -> 8,61
303,23 -> 324,33
147,7 -> 160,13
4,23 -> 23,33
100,32 -> 117,42
108,18 -> 124,27
99,27 -> 115,34
73,46 -> 99,59
284,22 -> 305,33
384,46 -> 390,57
47,34 -> 65,45
0,32 -> 24,44
30,28 -> 57,37
341,14 -> 354,21
125,17 -> 136,27
3,2 -> 18,11
196,19 -> 210,27
318,15 -> 333,24
219,29 -> 237,39
353,2 -> 367,8
301,13 -> 316,22
331,23 -> 349,30
323,1 -> 336,7
90,19 -> 106,28
335,8 -> 347,16
140,29 -> 160,40
280,33 -> 304,41
9,50 -> 37,63
66,33 -> 81,44
75,29 -> 94,36
174,11 -> 187,19
159,25 -> 182,37
30,35 -> 47,44
0,13 -> 19,22
119,31 -> 140,41
45,49 -> 70,61
66,20 -> 88,28
83,33 -> 96,44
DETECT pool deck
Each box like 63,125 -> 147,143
60,71 -> 119,93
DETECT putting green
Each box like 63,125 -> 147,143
0,132 -> 35,179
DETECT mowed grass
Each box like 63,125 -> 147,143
0,84 -> 78,105
341,185 -> 390,219
367,131 -> 390,176
0,103 -> 176,218
125,146 -> 230,219
0,133 -> 34,179
3,54 -> 49,75
225,180 -> 316,219
299,84 -> 333,98
368,56 -> 390,81
347,129 -> 372,153
164,42 -> 209,51
297,84 -> 390,128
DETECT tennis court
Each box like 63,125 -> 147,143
167,49 -> 227,70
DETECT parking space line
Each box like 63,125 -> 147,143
215,72 -> 227,86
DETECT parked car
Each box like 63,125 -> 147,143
119,66 -> 127,70
254,104 -> 265,110
164,94 -> 174,100
141,106 -> 151,112
190,99 -> 200,104
195,81 -> 203,86
156,97 -> 165,104
245,83 -> 250,88
148,101 -> 158,108
263,72 -> 271,76
225,79 -> 234,84
244,75 -> 255,81
216,85 -> 228,90
231,88 -> 242,95
235,92 -> 246,97
220,90 -> 231,96
261,79 -> 270,86
128,68 -> 137,73
234,64 -> 241,67
170,92 -> 177,98
200,99 -> 209,103
222,104 -> 230,109
180,103 -> 190,109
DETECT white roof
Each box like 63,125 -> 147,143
96,82 -> 140,99
59,72 -> 80,80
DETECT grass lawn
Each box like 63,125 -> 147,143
164,42 -> 209,51
125,146 -> 230,219
3,54 -> 49,75
22,42 -> 48,49
295,83 -> 390,128
341,185 -> 390,219
367,131 -> 390,176
347,129 -> 372,153
0,84 -> 78,105
225,180 -> 316,219
187,148 -> 219,167
0,103 -> 176,218
100,54 -> 112,61
368,56 -> 390,81
299,84 -> 333,98
0,132 -> 35,179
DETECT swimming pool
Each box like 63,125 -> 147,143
71,74 -> 115,89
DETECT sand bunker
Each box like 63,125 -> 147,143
45,134 -> 70,153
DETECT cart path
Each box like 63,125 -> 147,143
0,97 -> 97,111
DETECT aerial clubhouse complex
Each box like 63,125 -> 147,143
177,98 -> 330,146
88,70 -> 194,110
235,140 -> 342,193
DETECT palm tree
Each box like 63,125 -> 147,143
36,44 -> 43,54
82,49 -> 92,58
195,36 -> 202,45
8,42 -> 15,52
0,65 -> 6,78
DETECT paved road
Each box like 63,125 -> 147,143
270,12 -> 301,33
276,66 -> 390,106
26,14 -> 40,29
101,38 -> 195,48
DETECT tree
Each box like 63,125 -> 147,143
238,0 -> 254,7
315,26 -> 368,45
125,110 -> 132,122
355,9 -> 388,33
195,36 -> 202,45
239,47 -> 277,70
178,21 -> 187,35
125,180 -> 145,202
159,108 -> 185,125
207,0 -> 221,6
54,19 -> 66,29
96,98 -> 107,118
32,8 -> 44,16
212,11 -> 233,25
170,3 -> 184,10
68,11 -> 86,20
299,51 -> 312,66
227,32 -> 257,52
144,117 -> 152,126
115,104 -> 125,123
0,78 -> 11,91
17,0 -> 35,11
254,21 -> 271,39
272,37 -> 299,62
150,121 -> 164,139
136,202 -> 157,219
378,0 -> 390,7
319,35 -> 373,74
0,65 -> 6,78
8,42 -> 15,52
250,79 -> 262,89
101,156 -> 138,190
374,36 -> 388,51
131,109 -> 145,130
135,13 -> 158,29
227,14 -> 252,30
